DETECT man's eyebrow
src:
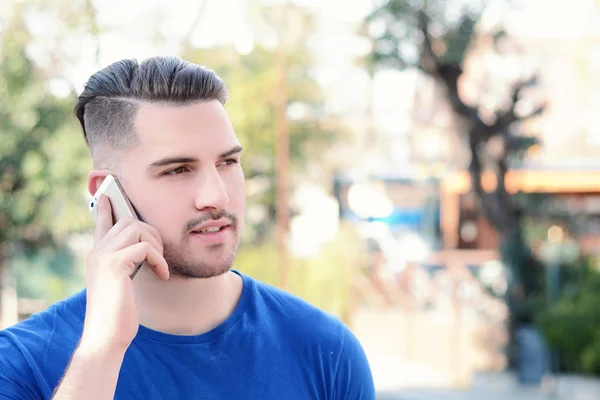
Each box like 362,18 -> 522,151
148,156 -> 198,170
147,146 -> 243,171
220,146 -> 243,158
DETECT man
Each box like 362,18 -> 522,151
0,56 -> 375,399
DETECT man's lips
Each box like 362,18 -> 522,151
190,219 -> 232,234
189,224 -> 232,244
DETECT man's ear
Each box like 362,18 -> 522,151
87,170 -> 112,196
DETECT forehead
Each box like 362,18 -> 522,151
133,100 -> 238,157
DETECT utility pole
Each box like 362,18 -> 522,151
275,4 -> 291,290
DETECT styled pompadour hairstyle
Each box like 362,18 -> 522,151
74,56 -> 228,154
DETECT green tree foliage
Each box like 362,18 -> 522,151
365,0 -> 480,69
537,265 -> 600,375
0,4 -> 92,302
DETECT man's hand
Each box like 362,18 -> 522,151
53,194 -> 169,399
81,194 -> 169,351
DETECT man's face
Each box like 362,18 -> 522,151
117,100 -> 245,279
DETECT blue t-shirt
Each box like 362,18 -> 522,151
0,272 -> 375,399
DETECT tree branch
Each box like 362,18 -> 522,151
495,139 -> 519,232
417,10 -> 481,123
492,77 -> 545,132
415,9 -> 547,243
417,10 -> 439,75
468,132 -> 507,232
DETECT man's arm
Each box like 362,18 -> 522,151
332,327 -> 376,400
51,340 -> 126,399
53,195 -> 169,399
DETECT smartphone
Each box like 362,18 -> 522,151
89,174 -> 144,278
89,174 -> 137,224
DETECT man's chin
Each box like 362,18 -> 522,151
168,266 -> 232,280
163,241 -> 239,279
166,257 -> 234,280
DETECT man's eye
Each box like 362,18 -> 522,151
163,166 -> 189,176
221,158 -> 239,166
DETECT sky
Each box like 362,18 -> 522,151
18,0 -> 600,172
19,0 -> 600,95
502,0 -> 600,38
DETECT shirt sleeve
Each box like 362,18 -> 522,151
0,331 -> 44,400
332,326 -> 376,400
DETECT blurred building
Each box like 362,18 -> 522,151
441,170 -> 600,255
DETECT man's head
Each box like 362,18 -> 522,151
76,56 -> 245,280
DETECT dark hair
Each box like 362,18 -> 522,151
74,56 -> 228,151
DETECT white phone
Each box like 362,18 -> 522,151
89,174 -> 144,278
89,174 -> 137,224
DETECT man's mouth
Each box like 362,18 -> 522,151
194,226 -> 226,234
187,217 -> 235,244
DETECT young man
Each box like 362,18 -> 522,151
0,56 -> 375,399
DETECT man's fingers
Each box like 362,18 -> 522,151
91,196 -> 167,281
144,245 -> 170,281
118,242 -> 169,281
100,216 -> 138,245
94,195 -> 114,243
106,223 -> 163,254
140,222 -> 163,253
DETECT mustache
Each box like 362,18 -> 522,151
185,210 -> 238,232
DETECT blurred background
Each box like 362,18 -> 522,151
3,0 -> 600,398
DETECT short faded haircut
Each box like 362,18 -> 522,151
74,56 -> 228,158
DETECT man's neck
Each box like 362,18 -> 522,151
132,268 -> 243,336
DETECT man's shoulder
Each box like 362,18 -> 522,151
244,273 -> 350,342
0,289 -> 86,397
0,289 -> 86,354
243,273 -> 376,398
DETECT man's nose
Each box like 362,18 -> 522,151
193,168 -> 229,211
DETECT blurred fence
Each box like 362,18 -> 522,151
350,249 -> 509,391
